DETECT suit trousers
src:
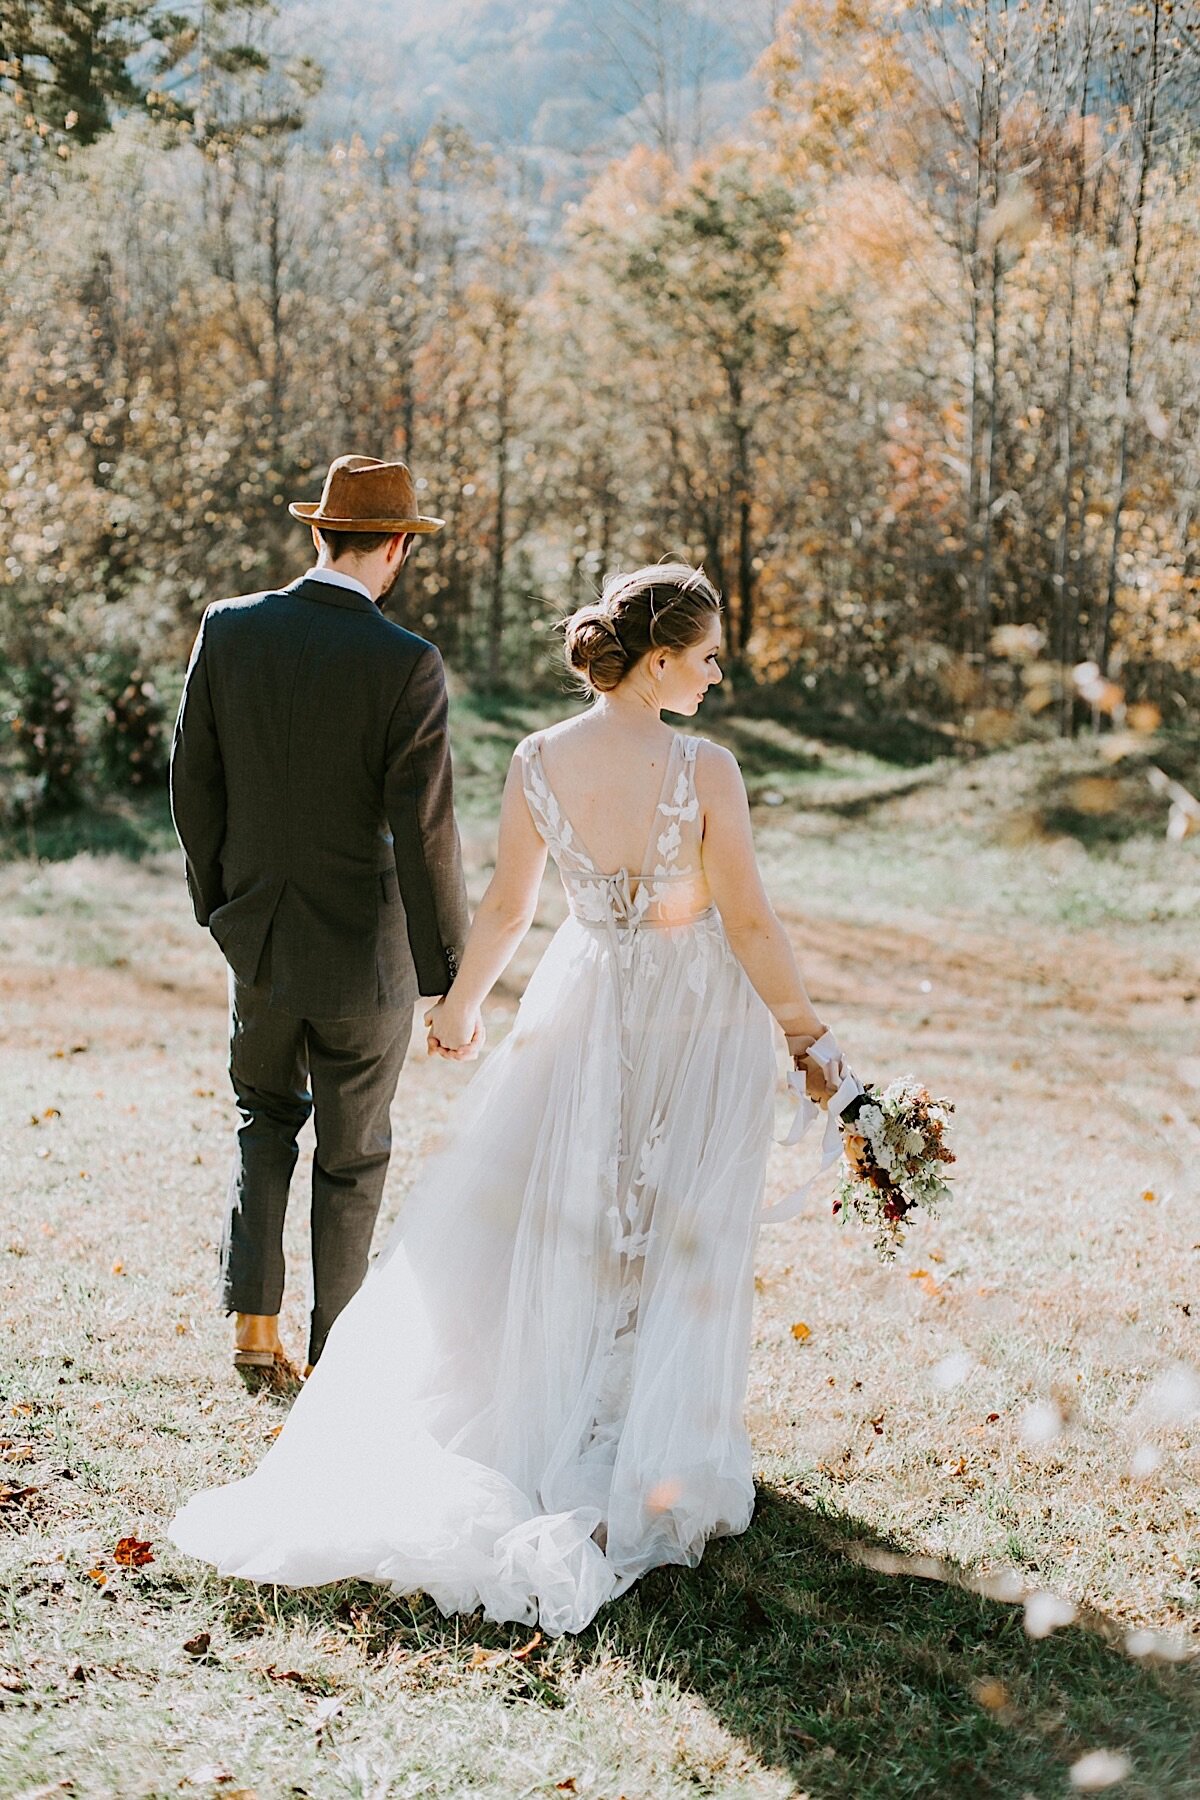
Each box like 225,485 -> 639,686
221,958 -> 411,1365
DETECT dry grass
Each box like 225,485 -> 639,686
0,720 -> 1197,1799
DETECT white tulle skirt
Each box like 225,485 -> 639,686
169,907 -> 777,1633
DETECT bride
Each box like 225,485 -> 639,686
169,562 -> 843,1635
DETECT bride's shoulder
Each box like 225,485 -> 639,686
691,735 -> 740,777
512,718 -> 584,769
691,737 -> 745,808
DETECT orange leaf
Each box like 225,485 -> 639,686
511,1631 -> 543,1661
87,1566 -> 108,1586
1141,1190 -> 1156,1203
113,1536 -> 153,1568
790,1322 -> 811,1341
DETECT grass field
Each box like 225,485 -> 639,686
1,697 -> 1197,1799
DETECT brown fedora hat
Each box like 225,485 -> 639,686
289,454 -> 445,534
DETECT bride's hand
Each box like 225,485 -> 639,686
424,998 -> 485,1061
794,1049 -> 838,1108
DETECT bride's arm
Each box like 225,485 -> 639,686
425,751 -> 548,1058
697,742 -> 835,1088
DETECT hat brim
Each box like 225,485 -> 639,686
289,502 -> 445,534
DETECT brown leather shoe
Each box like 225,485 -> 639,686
233,1347 -> 304,1399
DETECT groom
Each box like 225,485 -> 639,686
171,455 -> 470,1391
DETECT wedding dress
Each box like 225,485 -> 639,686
169,731 -> 778,1633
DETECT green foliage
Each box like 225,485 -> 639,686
3,653 -> 85,817
94,651 -> 168,791
0,0 -> 152,143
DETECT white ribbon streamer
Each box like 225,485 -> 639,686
761,1028 -> 864,1225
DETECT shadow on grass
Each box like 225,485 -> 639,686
1033,763 -> 1174,849
0,789 -> 176,864
736,689 -> 961,771
217,1487 -> 1197,1800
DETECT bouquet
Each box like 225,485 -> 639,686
763,1033 -> 956,1261
836,1079 -> 956,1260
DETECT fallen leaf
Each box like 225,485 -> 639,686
790,1322 -> 811,1341
0,1483 -> 39,1512
111,1261 -> 124,1276
182,1631 -> 211,1657
113,1535 -> 153,1568
972,1677 -> 1010,1711
1141,1189 -> 1156,1204
86,1567 -> 108,1586
511,1631 -> 543,1661
555,1783 -> 578,1795
468,1646 -> 506,1670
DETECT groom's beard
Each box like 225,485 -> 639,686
376,559 -> 407,613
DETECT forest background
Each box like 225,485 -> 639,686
0,0 -> 1198,819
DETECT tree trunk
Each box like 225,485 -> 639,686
1098,0 -> 1160,680
488,321 -> 511,689
727,361 -> 755,655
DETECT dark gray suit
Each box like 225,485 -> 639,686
171,573 -> 469,1362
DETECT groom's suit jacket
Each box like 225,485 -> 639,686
170,575 -> 469,1018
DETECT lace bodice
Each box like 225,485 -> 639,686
518,732 -> 712,931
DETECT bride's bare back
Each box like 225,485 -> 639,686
535,716 -> 683,878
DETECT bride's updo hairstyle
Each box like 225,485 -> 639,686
562,563 -> 721,694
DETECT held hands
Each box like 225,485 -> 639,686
424,997 -> 485,1062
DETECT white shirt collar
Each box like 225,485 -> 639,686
302,565 -> 373,602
